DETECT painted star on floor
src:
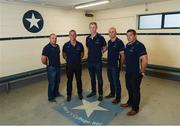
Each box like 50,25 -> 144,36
72,99 -> 109,118
54,95 -> 122,125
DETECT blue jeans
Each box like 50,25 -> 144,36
87,62 -> 103,95
47,66 -> 60,101
107,64 -> 121,100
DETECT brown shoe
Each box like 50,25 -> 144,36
127,110 -> 138,116
120,103 -> 129,108
112,98 -> 120,104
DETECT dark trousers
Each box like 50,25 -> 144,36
125,73 -> 143,112
107,64 -> 121,100
87,62 -> 103,95
47,66 -> 60,101
66,63 -> 82,96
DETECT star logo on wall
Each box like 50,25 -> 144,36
23,10 -> 44,33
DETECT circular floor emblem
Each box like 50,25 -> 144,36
23,10 -> 44,33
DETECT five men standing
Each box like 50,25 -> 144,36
41,22 -> 148,116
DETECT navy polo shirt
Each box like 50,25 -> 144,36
42,43 -> 60,67
107,37 -> 125,67
86,33 -> 106,63
125,40 -> 147,74
63,41 -> 84,65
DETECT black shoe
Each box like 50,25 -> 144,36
87,92 -> 96,98
78,94 -> 83,100
55,93 -> 63,97
49,99 -> 56,103
112,98 -> 120,104
105,93 -> 115,98
67,96 -> 71,102
98,95 -> 103,101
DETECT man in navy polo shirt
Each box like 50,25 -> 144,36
105,27 -> 125,104
41,33 -> 62,103
86,22 -> 107,101
63,30 -> 84,102
121,29 -> 148,116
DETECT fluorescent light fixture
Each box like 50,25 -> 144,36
75,0 -> 110,9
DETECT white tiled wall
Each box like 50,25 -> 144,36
1,0 -> 180,77
94,0 -> 180,68
0,2 -> 92,77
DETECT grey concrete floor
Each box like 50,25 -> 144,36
0,68 -> 180,125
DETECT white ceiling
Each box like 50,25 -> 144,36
5,0 -> 170,11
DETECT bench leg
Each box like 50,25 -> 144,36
6,83 -> 10,93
